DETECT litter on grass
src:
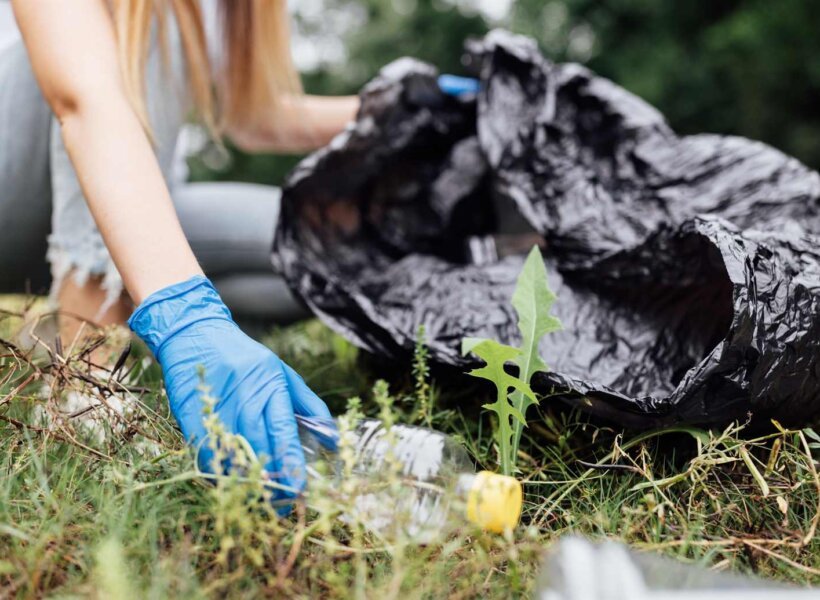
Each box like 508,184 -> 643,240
273,30 -> 820,430
297,415 -> 521,542
536,536 -> 806,599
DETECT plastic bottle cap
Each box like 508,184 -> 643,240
465,471 -> 522,534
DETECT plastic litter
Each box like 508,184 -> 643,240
535,536 -> 817,600
273,29 -> 820,429
296,415 -> 521,542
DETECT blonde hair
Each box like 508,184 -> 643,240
111,0 -> 302,136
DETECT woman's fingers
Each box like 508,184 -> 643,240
282,364 -> 337,451
283,363 -> 332,419
236,404 -> 275,478
263,380 -> 308,500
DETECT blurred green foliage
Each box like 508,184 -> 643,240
511,0 -> 820,170
194,0 -> 820,186
299,0 -> 488,95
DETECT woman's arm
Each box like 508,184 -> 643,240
227,94 -> 360,154
12,0 -> 202,304
14,0 -> 331,500
225,75 -> 480,155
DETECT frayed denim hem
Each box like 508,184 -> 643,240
47,236 -> 124,319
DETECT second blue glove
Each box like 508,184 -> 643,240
437,74 -> 480,97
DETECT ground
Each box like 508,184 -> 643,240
1,297 -> 819,598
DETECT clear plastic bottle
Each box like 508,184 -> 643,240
535,536 -> 817,600
296,415 -> 522,543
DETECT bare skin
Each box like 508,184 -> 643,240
57,277 -> 132,352
12,0 -> 358,354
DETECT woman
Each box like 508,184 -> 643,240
2,0 -> 477,506
4,0 -> 470,502
1,2 -> 340,327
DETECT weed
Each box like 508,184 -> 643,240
462,246 -> 561,475
461,337 -> 536,476
411,325 -> 433,428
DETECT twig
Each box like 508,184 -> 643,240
0,414 -> 109,459
797,431 -> 820,547
0,372 -> 41,407
276,503 -> 308,587
637,536 -> 804,550
743,540 -> 820,577
576,459 -> 642,474
0,414 -> 48,433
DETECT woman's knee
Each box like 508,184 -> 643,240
173,182 -> 282,275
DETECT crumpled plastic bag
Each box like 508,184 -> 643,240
274,30 -> 820,429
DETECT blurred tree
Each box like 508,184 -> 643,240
509,0 -> 820,169
301,0 -> 488,94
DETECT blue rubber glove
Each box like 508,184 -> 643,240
437,74 -> 480,97
128,275 -> 331,503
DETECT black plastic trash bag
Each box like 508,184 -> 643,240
274,30 -> 820,429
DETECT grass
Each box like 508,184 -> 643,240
2,298 -> 820,598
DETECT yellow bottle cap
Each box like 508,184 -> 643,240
465,471 -> 522,534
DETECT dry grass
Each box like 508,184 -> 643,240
1,302 -> 819,598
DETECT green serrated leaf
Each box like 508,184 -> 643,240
481,400 -> 526,424
461,337 -> 491,355
512,247 -> 562,357
464,339 -> 532,407
461,247 -> 561,475
510,246 -> 563,449
464,338 -> 536,475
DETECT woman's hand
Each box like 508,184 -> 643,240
129,276 -> 331,501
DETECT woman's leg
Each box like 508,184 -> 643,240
55,277 -> 132,348
0,44 -> 52,295
172,182 -> 308,324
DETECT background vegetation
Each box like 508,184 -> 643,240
193,0 -> 820,185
